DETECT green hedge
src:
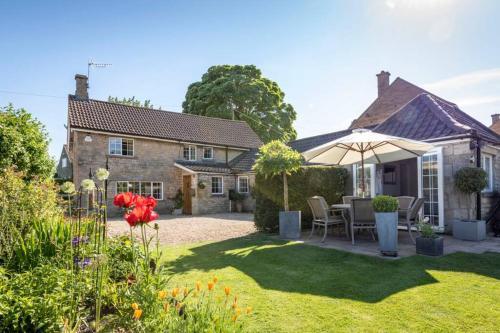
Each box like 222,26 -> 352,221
254,166 -> 349,232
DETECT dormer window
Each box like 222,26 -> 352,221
183,145 -> 196,161
203,147 -> 214,159
109,137 -> 134,156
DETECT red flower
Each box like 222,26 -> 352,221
113,192 -> 137,208
135,195 -> 157,209
124,200 -> 159,227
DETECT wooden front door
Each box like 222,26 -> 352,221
182,175 -> 192,214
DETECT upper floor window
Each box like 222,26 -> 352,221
238,176 -> 249,193
62,157 -> 68,168
203,147 -> 214,159
211,176 -> 223,195
109,137 -> 134,156
482,154 -> 494,192
183,145 -> 196,161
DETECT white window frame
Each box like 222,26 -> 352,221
183,145 -> 197,161
203,147 -> 214,160
237,176 -> 249,193
417,147 -> 444,232
481,154 -> 494,192
115,181 -> 163,200
211,176 -> 224,195
352,164 -> 376,197
62,157 -> 68,168
109,137 -> 134,157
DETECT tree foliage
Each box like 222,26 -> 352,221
108,96 -> 158,109
0,104 -> 54,180
253,141 -> 303,211
182,65 -> 297,143
454,166 -> 488,220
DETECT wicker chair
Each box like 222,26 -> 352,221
349,198 -> 377,245
307,196 -> 347,242
398,198 -> 425,244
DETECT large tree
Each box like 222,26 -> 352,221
182,65 -> 297,143
0,104 -> 54,179
108,96 -> 158,109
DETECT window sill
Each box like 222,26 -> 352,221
211,193 -> 225,197
107,154 -> 136,159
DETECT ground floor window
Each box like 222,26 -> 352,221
353,164 -> 375,197
115,181 -> 163,200
238,176 -> 249,193
211,176 -> 223,194
482,154 -> 494,192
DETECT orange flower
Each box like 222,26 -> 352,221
207,282 -> 214,291
195,281 -> 201,291
246,306 -> 252,314
232,301 -> 237,309
231,315 -> 238,322
133,309 -> 142,320
172,287 -> 179,298
235,307 -> 241,316
224,286 -> 231,296
213,276 -> 218,284
183,287 -> 188,297
163,303 -> 170,312
131,303 -> 139,310
158,290 -> 167,300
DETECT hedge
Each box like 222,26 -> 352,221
254,166 -> 349,232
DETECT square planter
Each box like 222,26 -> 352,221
375,212 -> 398,257
416,236 -> 444,256
453,220 -> 486,241
279,211 -> 301,239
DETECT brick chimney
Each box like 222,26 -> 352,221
492,114 -> 500,126
376,70 -> 390,97
74,74 -> 88,100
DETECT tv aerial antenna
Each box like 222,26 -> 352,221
87,59 -> 112,89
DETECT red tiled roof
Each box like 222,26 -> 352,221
68,96 -> 263,149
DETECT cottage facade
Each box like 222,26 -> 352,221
291,71 -> 500,232
58,75 -> 261,216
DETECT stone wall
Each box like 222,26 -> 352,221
70,130 -> 255,216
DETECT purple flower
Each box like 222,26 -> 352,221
74,257 -> 92,269
71,236 -> 89,246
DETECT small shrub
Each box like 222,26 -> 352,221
106,235 -> 142,282
372,195 -> 399,213
229,189 -> 245,202
172,189 -> 184,209
454,166 -> 488,220
418,217 -> 438,239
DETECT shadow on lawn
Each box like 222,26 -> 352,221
167,234 -> 500,303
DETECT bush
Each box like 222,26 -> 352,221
454,167 -> 487,194
372,195 -> 399,213
229,189 -> 245,202
254,166 -> 348,232
0,168 -> 60,261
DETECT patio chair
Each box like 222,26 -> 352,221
342,196 -> 358,205
397,196 -> 415,219
307,196 -> 347,242
398,198 -> 425,244
349,198 -> 377,245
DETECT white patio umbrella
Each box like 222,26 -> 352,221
302,129 -> 433,196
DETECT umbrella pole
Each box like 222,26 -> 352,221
361,151 -> 365,198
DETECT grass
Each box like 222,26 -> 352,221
162,234 -> 500,332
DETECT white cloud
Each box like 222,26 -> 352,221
455,96 -> 500,107
424,68 -> 500,91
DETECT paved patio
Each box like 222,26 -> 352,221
298,229 -> 500,259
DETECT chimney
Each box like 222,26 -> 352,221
492,114 -> 500,126
74,74 -> 88,100
376,70 -> 391,97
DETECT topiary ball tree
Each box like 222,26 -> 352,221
253,141 -> 303,211
454,166 -> 487,220
372,195 -> 399,213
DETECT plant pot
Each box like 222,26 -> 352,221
279,211 -> 301,239
173,208 -> 183,215
375,212 -> 398,257
416,236 -> 443,256
235,201 -> 243,213
453,220 -> 486,241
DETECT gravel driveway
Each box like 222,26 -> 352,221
107,213 -> 257,245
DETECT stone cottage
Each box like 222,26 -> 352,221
57,74 -> 262,216
290,71 -> 500,232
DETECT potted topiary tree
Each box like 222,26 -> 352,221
372,195 -> 399,257
253,140 -> 303,239
172,189 -> 184,215
229,189 -> 245,213
416,217 -> 444,256
453,167 -> 488,241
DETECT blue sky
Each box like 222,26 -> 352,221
1,0 -> 500,158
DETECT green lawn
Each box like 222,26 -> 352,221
163,234 -> 500,332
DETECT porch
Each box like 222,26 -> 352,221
299,229 -> 500,259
